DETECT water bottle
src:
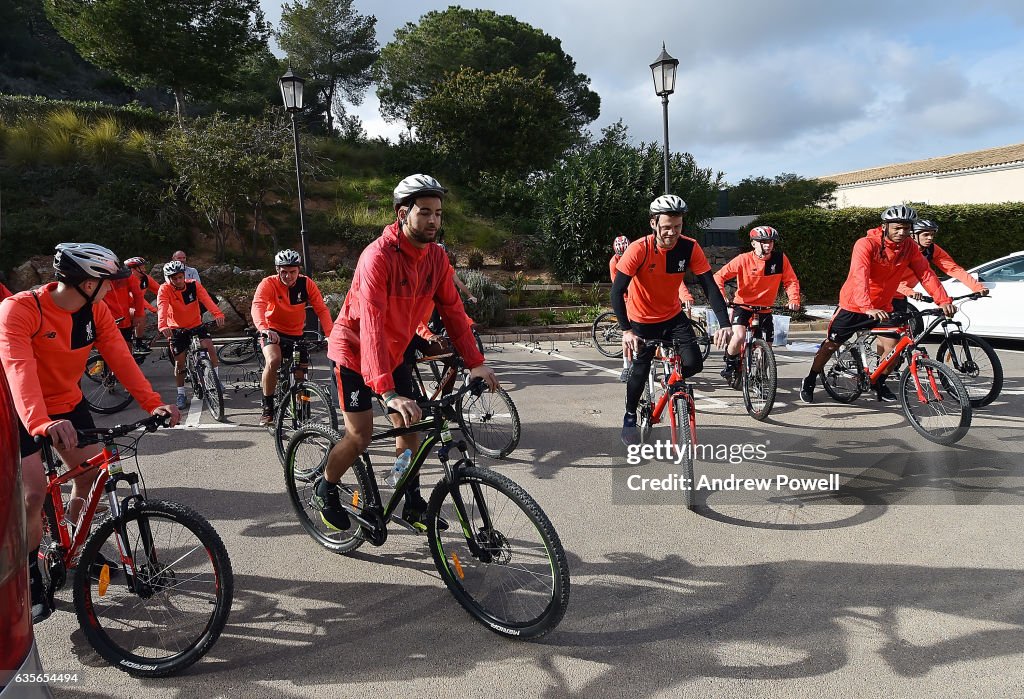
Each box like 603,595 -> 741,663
384,449 -> 413,487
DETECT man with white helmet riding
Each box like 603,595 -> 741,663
799,205 -> 954,404
316,174 -> 499,532
612,194 -> 733,446
0,243 -> 180,623
250,249 -> 335,426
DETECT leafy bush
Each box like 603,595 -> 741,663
499,237 -> 527,271
461,270 -> 507,327
745,203 -> 1024,302
467,251 -> 485,270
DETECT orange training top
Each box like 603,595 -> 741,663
157,280 -> 223,331
615,235 -> 710,323
714,250 -> 800,308
0,284 -> 163,436
102,275 -> 146,329
251,274 -> 334,337
895,242 -> 985,298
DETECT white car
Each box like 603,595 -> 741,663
911,250 -> 1024,340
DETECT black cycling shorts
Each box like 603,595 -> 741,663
826,309 -> 873,345
18,399 -> 95,459
335,363 -> 419,413
169,325 -> 211,357
261,331 -> 309,364
730,308 -> 775,343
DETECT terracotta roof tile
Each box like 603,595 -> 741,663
819,142 -> 1024,185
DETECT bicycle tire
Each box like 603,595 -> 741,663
283,423 -> 376,554
637,382 -> 654,444
456,387 -> 521,458
591,311 -> 623,358
898,357 -> 972,445
742,339 -> 777,421
935,333 -> 1002,408
669,395 -> 696,511
822,345 -> 864,404
198,359 -> 225,422
81,354 -> 136,414
426,466 -> 569,639
693,322 -> 712,361
217,338 -> 258,365
73,499 -> 233,677
274,380 -> 339,465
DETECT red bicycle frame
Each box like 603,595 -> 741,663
647,347 -> 697,447
864,327 -> 944,405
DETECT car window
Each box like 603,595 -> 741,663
979,257 -> 1024,282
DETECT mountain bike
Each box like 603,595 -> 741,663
80,327 -> 160,415
723,303 -> 785,421
35,414 -> 233,677
270,334 -> 338,465
217,326 -> 260,365
821,307 -> 972,444
175,321 -> 226,421
914,293 -> 1002,407
283,378 -> 569,639
593,309 -> 711,361
406,337 -> 521,459
634,339 -> 698,510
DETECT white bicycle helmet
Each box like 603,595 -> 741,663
53,243 -> 130,281
274,249 -> 302,267
163,260 -> 187,278
881,204 -> 918,223
649,194 -> 688,216
393,174 -> 447,207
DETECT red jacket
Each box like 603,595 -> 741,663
714,250 -> 800,307
895,242 -> 985,298
157,280 -> 223,331
838,227 -> 951,313
102,276 -> 146,329
327,222 -> 484,394
251,274 -> 334,337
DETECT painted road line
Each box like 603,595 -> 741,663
184,395 -> 203,427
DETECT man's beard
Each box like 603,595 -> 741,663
406,223 -> 437,244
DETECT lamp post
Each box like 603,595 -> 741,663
279,67 -> 312,277
650,43 -> 679,195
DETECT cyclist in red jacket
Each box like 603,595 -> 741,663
894,218 -> 988,311
317,175 -> 499,532
800,205 -> 954,403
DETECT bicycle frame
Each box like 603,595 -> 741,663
642,344 -> 697,445
848,312 -> 952,404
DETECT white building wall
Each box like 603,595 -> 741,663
834,165 -> 1024,208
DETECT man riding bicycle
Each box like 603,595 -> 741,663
800,205 -> 954,404
612,194 -> 732,446
0,243 -> 180,623
894,218 -> 988,313
714,226 -> 801,379
101,264 -> 148,348
250,249 -> 335,426
157,260 -> 225,410
316,174 -> 499,532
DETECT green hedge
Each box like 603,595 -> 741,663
0,94 -> 172,132
743,204 -> 1024,302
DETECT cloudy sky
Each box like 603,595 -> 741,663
260,0 -> 1024,183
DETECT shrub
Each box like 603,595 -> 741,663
467,250 -> 485,270
499,237 -> 527,271
461,269 -> 507,327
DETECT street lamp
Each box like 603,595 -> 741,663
650,43 -> 679,195
279,67 -> 312,277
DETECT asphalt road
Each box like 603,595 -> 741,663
34,332 -> 1024,698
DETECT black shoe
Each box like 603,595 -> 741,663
875,382 -> 897,402
800,375 -> 817,404
720,355 -> 740,379
30,575 -> 51,624
402,493 -> 447,533
314,477 -> 351,531
620,412 -> 640,446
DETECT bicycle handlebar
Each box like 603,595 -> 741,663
35,413 -> 171,449
919,291 -> 988,304
416,376 -> 487,412
727,302 -> 796,312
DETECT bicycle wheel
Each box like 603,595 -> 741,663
822,345 -> 864,403
426,466 -> 570,639
198,359 -> 225,422
217,338 -> 258,365
81,354 -> 135,414
73,500 -> 233,677
274,380 -> 339,465
283,423 -> 376,554
669,394 -> 696,511
693,321 -> 712,361
591,311 -> 623,358
898,357 -> 972,445
936,333 -> 1002,408
742,339 -> 777,421
637,382 -> 654,444
456,387 -> 521,459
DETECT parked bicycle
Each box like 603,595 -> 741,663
270,333 -> 338,465
822,307 -> 973,444
592,309 -> 711,361
283,378 -> 569,639
724,303 -> 787,421
634,339 -> 699,510
80,326 -> 161,415
36,414 -> 233,676
217,326 -> 261,365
